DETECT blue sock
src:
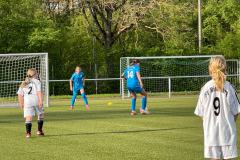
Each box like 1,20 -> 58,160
142,96 -> 147,110
131,98 -> 136,111
71,92 -> 77,107
81,93 -> 88,106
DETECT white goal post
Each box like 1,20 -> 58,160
0,53 -> 49,107
120,55 -> 240,98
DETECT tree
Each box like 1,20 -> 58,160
202,0 -> 240,57
142,0 -> 196,54
43,0 -> 156,48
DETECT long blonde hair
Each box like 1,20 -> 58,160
20,68 -> 38,88
209,56 -> 227,91
75,66 -> 81,72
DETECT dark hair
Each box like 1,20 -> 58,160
130,59 -> 140,66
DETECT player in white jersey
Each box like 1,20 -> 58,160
17,68 -> 44,138
195,56 -> 240,159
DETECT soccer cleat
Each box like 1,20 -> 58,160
140,108 -> 150,115
130,111 -> 137,116
85,105 -> 90,111
69,106 -> 74,110
37,131 -> 45,136
26,133 -> 31,138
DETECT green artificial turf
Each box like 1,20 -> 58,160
0,96 -> 239,160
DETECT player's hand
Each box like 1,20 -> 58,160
38,101 -> 43,109
140,83 -> 144,88
70,87 -> 73,91
19,105 -> 24,110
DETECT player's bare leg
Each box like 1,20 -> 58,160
25,116 -> 32,138
80,89 -> 89,111
130,92 -> 137,116
37,114 -> 44,136
140,90 -> 149,115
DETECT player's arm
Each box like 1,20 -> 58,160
70,74 -> 74,91
69,79 -> 72,91
121,72 -> 126,80
82,72 -> 86,86
37,91 -> 43,109
194,88 -> 204,118
136,72 -> 143,88
229,84 -> 240,121
17,88 -> 24,109
18,94 -> 24,109
36,81 -> 43,108
121,72 -> 124,78
83,76 -> 85,87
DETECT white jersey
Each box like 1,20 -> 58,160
195,80 -> 240,147
17,78 -> 41,106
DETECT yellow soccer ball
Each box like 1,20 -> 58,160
107,102 -> 113,106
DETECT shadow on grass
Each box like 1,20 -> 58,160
0,106 -> 195,124
45,126 -> 197,138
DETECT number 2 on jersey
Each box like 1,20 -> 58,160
127,71 -> 134,78
28,86 -> 32,95
213,97 -> 220,116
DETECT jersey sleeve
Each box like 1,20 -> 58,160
17,87 -> 24,96
135,65 -> 140,73
229,85 -> 240,116
82,72 -> 85,78
194,88 -> 205,117
70,73 -> 75,80
36,80 -> 42,92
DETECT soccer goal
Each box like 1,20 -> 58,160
120,55 -> 240,98
0,53 -> 49,107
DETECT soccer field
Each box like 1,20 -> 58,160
0,95 -> 240,160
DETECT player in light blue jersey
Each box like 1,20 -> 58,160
70,66 -> 89,110
122,59 -> 148,116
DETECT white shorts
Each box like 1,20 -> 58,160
205,145 -> 238,159
24,105 -> 44,118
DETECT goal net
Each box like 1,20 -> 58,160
0,53 -> 49,107
120,56 -> 240,98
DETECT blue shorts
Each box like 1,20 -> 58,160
73,86 -> 83,93
127,86 -> 143,93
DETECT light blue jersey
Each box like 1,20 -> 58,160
124,64 -> 147,112
124,64 -> 141,89
70,72 -> 85,91
70,71 -> 88,107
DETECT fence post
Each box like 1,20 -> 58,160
168,77 -> 171,99
121,78 -> 125,99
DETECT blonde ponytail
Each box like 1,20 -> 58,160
209,56 -> 227,91
20,68 -> 38,88
20,77 -> 31,88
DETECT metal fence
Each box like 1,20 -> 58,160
49,74 -> 240,99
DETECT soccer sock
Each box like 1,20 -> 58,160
131,98 -> 136,111
71,92 -> 77,107
38,119 -> 44,132
141,96 -> 147,110
81,93 -> 88,106
25,121 -> 32,134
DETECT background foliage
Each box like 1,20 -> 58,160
0,0 -> 239,94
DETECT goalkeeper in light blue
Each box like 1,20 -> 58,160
70,66 -> 89,110
122,59 -> 149,116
